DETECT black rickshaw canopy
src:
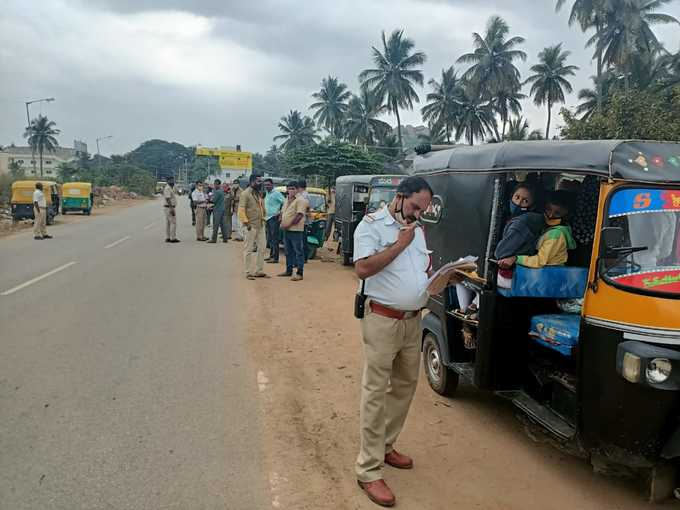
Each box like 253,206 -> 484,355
414,140 -> 680,184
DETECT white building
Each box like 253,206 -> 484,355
0,140 -> 87,178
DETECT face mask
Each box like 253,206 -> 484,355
394,196 -> 414,223
545,215 -> 562,227
509,201 -> 528,217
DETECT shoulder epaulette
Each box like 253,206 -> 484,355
363,213 -> 379,223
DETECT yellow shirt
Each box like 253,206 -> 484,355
281,196 -> 307,232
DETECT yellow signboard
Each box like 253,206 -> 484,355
195,147 -> 252,170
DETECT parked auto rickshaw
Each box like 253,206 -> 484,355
62,182 -> 93,215
274,185 -> 327,259
10,180 -> 61,225
365,175 -> 405,214
415,140 -> 680,501
335,175 -> 372,265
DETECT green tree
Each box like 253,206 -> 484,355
494,86 -> 526,138
344,89 -> 391,148
359,29 -> 426,151
8,160 -> 25,179
505,116 -> 530,140
457,16 -> 526,100
418,121 -> 449,144
310,76 -> 351,138
23,115 -> 60,177
127,139 -> 195,179
525,44 -> 579,139
283,141 -> 385,186
421,66 -> 463,143
274,110 -> 318,151
453,83 -> 497,145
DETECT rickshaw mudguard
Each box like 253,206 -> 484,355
421,312 -> 449,363
662,426 -> 680,459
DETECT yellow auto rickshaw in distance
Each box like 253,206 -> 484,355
274,185 -> 328,259
10,180 -> 61,224
62,182 -> 93,215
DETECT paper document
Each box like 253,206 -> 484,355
427,256 -> 478,295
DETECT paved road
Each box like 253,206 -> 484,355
0,199 -> 269,510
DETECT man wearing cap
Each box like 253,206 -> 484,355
353,176 -> 447,507
163,176 -> 179,243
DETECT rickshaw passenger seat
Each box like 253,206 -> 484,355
498,266 -> 588,299
529,314 -> 581,356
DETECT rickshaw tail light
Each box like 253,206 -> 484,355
622,353 -> 641,383
646,358 -> 672,384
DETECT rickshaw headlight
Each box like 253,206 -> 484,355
646,358 -> 672,384
622,352 -> 641,383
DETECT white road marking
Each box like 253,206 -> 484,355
257,370 -> 269,392
1,261 -> 78,296
143,222 -> 156,230
104,236 -> 131,249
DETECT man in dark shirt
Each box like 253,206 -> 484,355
208,179 -> 229,243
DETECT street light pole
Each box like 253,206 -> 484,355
24,97 -> 55,175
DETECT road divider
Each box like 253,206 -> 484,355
104,236 -> 131,249
1,261 -> 78,296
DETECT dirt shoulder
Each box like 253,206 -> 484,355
244,250 -> 667,509
0,198 -> 151,239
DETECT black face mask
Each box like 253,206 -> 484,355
394,195 -> 416,223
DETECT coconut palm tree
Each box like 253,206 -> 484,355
453,83 -> 497,145
273,110 -> 318,151
344,89 -> 391,148
528,129 -> 545,140
23,115 -> 60,177
421,66 -> 463,144
505,116 -> 530,140
589,0 -> 678,91
456,16 -> 527,98
359,29 -> 426,151
418,121 -> 449,145
525,44 -> 579,139
309,76 -> 352,138
494,85 -> 526,138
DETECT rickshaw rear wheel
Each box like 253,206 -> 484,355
308,246 -> 317,260
423,333 -> 459,396
647,462 -> 676,503
85,208 -> 91,215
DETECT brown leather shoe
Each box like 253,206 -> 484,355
385,449 -> 413,469
357,479 -> 395,507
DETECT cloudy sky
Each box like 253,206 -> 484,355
1,0 -> 679,156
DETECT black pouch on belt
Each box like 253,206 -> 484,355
354,279 -> 366,319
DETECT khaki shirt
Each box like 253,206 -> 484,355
238,187 -> 265,227
281,196 -> 307,232
231,186 -> 242,208
163,184 -> 177,207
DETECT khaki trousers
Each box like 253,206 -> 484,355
195,207 -> 206,239
244,225 -> 266,275
164,208 -> 176,240
33,207 -> 47,237
356,305 -> 421,482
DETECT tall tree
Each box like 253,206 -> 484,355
453,82 -> 497,145
421,66 -> 463,143
359,29 -> 426,151
493,86 -> 526,138
344,89 -> 391,148
456,16 -> 526,99
525,44 -> 579,139
309,76 -> 352,138
505,116 -> 530,140
273,110 -> 318,151
23,115 -> 60,177
589,0 -> 678,91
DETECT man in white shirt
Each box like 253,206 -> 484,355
33,182 -> 51,240
353,176 -> 439,507
191,181 -> 208,241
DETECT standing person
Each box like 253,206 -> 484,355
32,182 -> 51,240
298,180 -> 311,261
205,183 -> 213,227
222,182 -> 233,240
353,177 -> 446,507
230,179 -> 244,241
191,181 -> 209,241
207,179 -> 229,243
278,181 -> 307,281
163,176 -> 180,243
189,182 -> 197,226
325,185 -> 336,241
239,174 -> 268,280
264,178 -> 285,263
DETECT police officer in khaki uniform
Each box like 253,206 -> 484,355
353,176 -> 451,507
163,176 -> 180,243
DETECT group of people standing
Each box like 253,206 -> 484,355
189,178 -> 245,243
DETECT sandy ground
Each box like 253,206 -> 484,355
0,198 -> 149,239
245,247 -> 671,510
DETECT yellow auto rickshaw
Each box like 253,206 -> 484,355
62,182 -> 93,215
10,180 -> 61,224
275,185 -> 328,259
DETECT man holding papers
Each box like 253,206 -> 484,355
352,176 -> 460,507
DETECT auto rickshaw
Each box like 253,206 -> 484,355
62,182 -> 93,215
274,185 -> 327,259
10,180 -> 61,225
415,140 -> 680,501
365,175 -> 405,214
335,175 -> 373,265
